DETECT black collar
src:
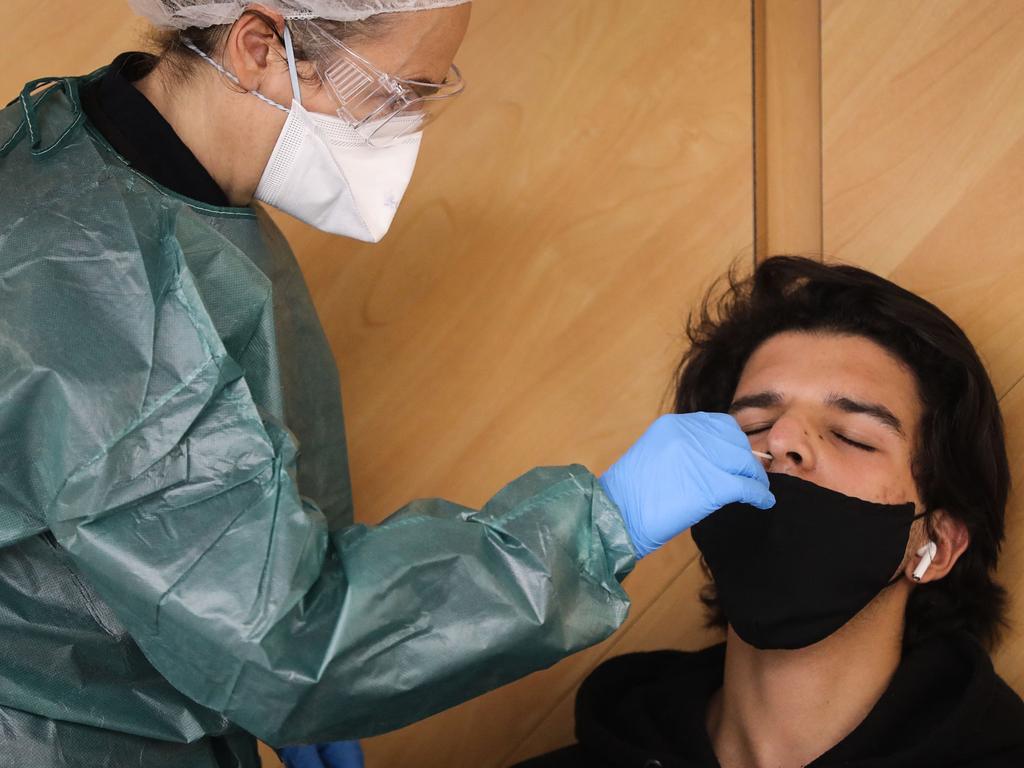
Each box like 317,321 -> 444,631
80,52 -> 229,207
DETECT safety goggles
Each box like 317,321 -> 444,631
292,20 -> 465,147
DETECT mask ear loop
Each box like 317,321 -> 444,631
282,24 -> 303,107
181,37 -> 290,113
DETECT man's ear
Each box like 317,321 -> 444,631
907,509 -> 969,584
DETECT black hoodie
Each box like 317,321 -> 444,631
515,632 -> 1024,768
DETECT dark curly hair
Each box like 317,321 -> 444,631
675,256 -> 1009,649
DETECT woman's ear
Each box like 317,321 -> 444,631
907,510 -> 969,584
224,5 -> 286,92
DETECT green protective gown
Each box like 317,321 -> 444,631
0,73 -> 635,765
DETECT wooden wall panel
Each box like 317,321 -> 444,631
754,0 -> 823,260
994,381 -> 1024,690
822,0 -> 1024,396
2,2 -> 753,767
5,1 -> 145,80
822,0 -> 1024,692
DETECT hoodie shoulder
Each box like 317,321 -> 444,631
949,635 -> 1024,765
512,744 -> 599,768
513,646 -> 726,768
969,670 -> 1024,766
579,646 -> 727,700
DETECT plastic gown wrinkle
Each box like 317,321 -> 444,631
0,75 -> 635,763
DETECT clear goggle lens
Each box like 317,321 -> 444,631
296,21 -> 465,147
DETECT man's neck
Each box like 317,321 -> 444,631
706,593 -> 907,768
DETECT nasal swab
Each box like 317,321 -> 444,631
752,450 -> 773,461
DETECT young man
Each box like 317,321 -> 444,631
518,257 -> 1024,768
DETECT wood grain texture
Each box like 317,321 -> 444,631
822,0 -> 1024,693
4,3 -> 147,82
822,0 -> 1024,397
994,379 -> 1024,691
754,0 -> 823,260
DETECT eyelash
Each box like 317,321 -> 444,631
836,433 -> 877,452
743,425 -> 877,453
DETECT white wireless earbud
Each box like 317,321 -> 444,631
912,540 -> 938,582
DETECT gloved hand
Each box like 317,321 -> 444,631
600,413 -> 775,559
278,741 -> 364,768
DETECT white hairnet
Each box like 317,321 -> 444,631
128,0 -> 471,29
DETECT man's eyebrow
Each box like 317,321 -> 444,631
728,391 -> 783,413
729,390 -> 905,435
826,393 -> 905,437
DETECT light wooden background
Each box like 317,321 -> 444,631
3,2 -> 1023,767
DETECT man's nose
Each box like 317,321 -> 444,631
765,415 -> 818,472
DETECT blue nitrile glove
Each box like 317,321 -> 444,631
278,742 -> 364,768
600,413 -> 775,559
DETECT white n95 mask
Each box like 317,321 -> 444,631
254,103 -> 422,242
183,29 -> 422,242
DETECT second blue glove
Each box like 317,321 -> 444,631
278,741 -> 364,768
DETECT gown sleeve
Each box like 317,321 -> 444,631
19,259 -> 635,746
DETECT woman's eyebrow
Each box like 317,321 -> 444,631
826,393 -> 905,437
404,72 -> 444,85
728,391 -> 783,413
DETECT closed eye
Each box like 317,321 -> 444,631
835,432 -> 876,452
744,425 -> 875,452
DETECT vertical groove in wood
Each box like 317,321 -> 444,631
754,0 -> 823,262
752,0 -> 767,266
816,0 -> 824,260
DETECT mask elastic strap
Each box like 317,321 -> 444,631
181,37 -> 290,113
282,25 -> 302,106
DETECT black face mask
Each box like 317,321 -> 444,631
691,473 -> 925,650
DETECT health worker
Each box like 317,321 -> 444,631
0,2 -> 774,766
